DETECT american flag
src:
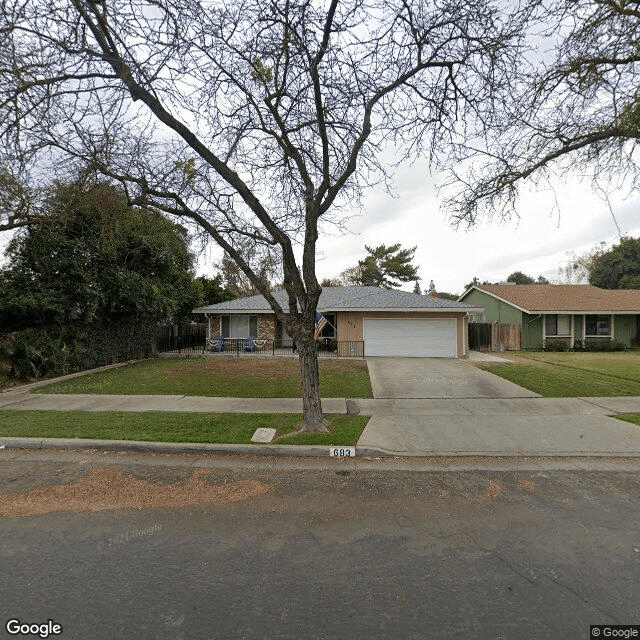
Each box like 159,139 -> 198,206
314,311 -> 328,340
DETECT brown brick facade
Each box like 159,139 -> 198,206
257,314 -> 277,340
206,315 -> 222,339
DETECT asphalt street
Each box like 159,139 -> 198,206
1,450 -> 639,640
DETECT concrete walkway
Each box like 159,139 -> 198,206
366,356 -> 539,399
0,391 -> 349,414
2,388 -> 640,457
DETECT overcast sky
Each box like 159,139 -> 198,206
3,156 -> 633,295
196,158 -> 640,296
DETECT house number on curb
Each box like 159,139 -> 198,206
330,447 -> 355,457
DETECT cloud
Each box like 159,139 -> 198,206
196,159 -> 640,297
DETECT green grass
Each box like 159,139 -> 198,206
481,351 -> 640,397
615,414 -> 640,428
33,357 -> 373,398
0,411 -> 368,446
516,350 -> 640,382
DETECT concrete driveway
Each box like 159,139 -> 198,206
366,357 -> 540,399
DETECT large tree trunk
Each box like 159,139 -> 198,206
296,331 -> 329,433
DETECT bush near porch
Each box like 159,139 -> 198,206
543,337 -> 628,352
33,357 -> 373,398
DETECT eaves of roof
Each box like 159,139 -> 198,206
193,286 -> 482,314
459,286 -> 531,313
193,306 -> 484,314
461,284 -> 640,313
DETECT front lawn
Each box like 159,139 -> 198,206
33,357 -> 372,398
0,410 -> 368,446
615,414 -> 640,428
479,351 -> 640,397
513,350 -> 640,382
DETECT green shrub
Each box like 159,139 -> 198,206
585,338 -> 607,352
0,318 -> 156,384
544,338 -> 570,352
0,328 -> 72,380
582,338 -> 627,352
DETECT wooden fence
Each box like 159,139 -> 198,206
153,323 -> 206,352
469,323 -> 521,352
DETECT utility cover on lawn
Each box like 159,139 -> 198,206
251,428 -> 277,443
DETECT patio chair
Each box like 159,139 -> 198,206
244,335 -> 256,352
214,335 -> 225,352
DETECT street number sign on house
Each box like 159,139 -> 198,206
330,447 -> 355,457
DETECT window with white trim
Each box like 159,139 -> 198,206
545,314 -> 571,336
221,315 -> 258,338
585,314 -> 611,337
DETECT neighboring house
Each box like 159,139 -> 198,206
193,286 -> 483,358
459,284 -> 640,349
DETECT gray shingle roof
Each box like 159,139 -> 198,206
193,286 -> 479,313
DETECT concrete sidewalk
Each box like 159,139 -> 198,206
3,389 -> 640,457
0,391 -> 349,414
353,397 -> 640,457
3,390 -> 640,416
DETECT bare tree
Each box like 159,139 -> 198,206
214,239 -> 281,298
319,266 -> 365,287
0,160 -> 35,231
0,0 -> 525,431
449,0 -> 640,225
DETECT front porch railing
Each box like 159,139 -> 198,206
156,337 -> 364,358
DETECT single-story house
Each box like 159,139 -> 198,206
193,286 -> 483,358
458,284 -> 640,349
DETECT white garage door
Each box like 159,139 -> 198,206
364,318 -> 457,358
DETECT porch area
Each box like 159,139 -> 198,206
155,334 -> 364,358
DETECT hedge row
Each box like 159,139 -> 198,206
0,318 -> 156,384
543,337 -> 628,352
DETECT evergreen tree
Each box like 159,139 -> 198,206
356,244 -> 420,289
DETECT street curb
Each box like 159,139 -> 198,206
349,445 -> 640,458
2,437 -> 640,460
0,437 -> 392,458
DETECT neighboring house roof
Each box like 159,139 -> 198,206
460,284 -> 640,313
194,286 -> 482,314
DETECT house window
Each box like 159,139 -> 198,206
319,314 -> 336,339
221,315 -> 258,338
585,314 -> 611,337
545,314 -> 571,336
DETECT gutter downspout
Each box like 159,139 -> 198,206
204,313 -> 211,350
